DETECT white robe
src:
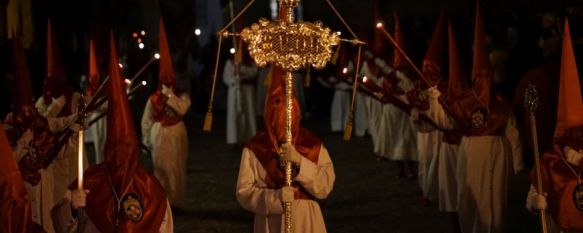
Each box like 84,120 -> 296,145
415,122 -> 440,200
36,93 -> 90,205
236,145 -> 335,233
329,76 -> 352,132
375,70 -> 418,161
12,116 -> 76,233
141,92 -> 191,208
88,102 -> 107,164
425,87 -> 523,233
438,141 -> 461,212
51,189 -> 173,233
360,61 -> 384,155
327,61 -> 368,137
223,60 -> 258,145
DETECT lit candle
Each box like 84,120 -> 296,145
77,128 -> 84,190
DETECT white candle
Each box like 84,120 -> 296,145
78,129 -> 84,190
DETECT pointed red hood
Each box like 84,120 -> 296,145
392,11 -> 407,70
554,19 -> 583,141
11,31 -> 34,114
447,21 -> 468,99
159,17 -> 176,88
0,120 -> 35,233
471,3 -> 493,109
423,8 -> 447,86
86,39 -> 100,97
103,31 -> 139,192
44,20 -> 71,102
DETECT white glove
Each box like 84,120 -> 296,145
161,85 -> 174,97
426,85 -> 441,98
279,143 -> 302,167
69,123 -> 82,132
527,191 -> 548,212
532,193 -> 548,211
71,189 -> 90,210
142,137 -> 152,149
564,146 -> 583,165
280,186 -> 295,203
47,95 -> 66,117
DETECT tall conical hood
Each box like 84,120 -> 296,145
392,11 -> 407,70
423,8 -> 447,86
554,19 -> 583,140
104,31 -> 139,192
86,39 -> 100,97
471,3 -> 493,109
159,17 -> 176,87
447,21 -> 468,98
11,31 -> 34,113
0,120 -> 34,233
45,20 -> 70,100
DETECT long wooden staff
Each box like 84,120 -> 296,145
524,84 -> 548,233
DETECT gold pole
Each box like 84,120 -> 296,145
284,72 -> 293,233
203,35 -> 223,132
524,84 -> 548,233
343,45 -> 363,141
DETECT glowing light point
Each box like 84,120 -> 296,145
154,53 -> 160,59
140,30 -> 146,36
342,67 -> 348,74
137,38 -> 142,43
118,63 -> 123,68
124,79 -> 131,85
138,43 -> 144,49
363,76 -> 368,83
142,81 -> 147,86
376,22 -> 383,28
132,32 -> 138,38
336,31 -> 342,36
229,48 -> 236,54
194,28 -> 201,36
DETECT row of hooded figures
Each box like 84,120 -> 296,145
2,5 -> 583,233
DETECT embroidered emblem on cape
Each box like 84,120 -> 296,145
471,109 -> 486,129
122,193 -> 144,222
574,184 -> 583,212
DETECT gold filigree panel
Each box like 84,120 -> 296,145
240,18 -> 340,71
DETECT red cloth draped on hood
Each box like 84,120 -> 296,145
245,53 -> 321,198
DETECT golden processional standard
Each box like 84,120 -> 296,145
202,0 -> 364,232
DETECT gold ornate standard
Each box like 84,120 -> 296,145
240,19 -> 340,71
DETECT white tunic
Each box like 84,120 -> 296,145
36,93 -> 90,205
375,70 -> 418,160
329,76 -> 352,132
360,61 -> 384,156
415,122 -> 441,200
12,116 -> 75,233
236,145 -> 335,233
51,189 -> 173,233
425,87 -> 523,232
329,61 -> 368,137
141,92 -> 191,208
88,102 -> 107,164
223,60 -> 258,145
